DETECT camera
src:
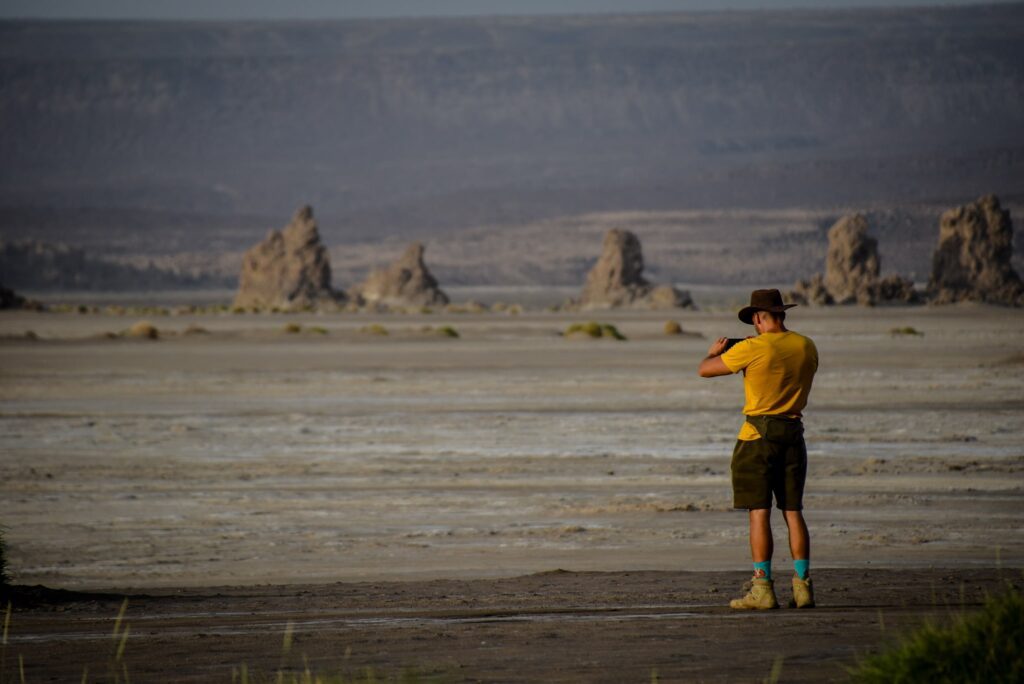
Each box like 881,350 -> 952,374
723,338 -> 744,352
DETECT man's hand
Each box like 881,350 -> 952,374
698,337 -> 733,378
706,337 -> 729,358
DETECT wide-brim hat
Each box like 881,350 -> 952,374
738,288 -> 798,324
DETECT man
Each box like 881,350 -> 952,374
698,289 -> 818,610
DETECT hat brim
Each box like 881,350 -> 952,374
738,303 -> 797,325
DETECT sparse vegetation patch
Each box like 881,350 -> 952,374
445,301 -> 486,314
417,325 -> 460,338
359,324 -> 389,336
850,586 -> 1023,683
890,326 -> 924,336
564,321 -> 627,340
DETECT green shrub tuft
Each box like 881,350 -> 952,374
850,586 -> 1023,683
283,323 -> 302,334
565,322 -> 601,337
600,323 -> 626,340
436,325 -> 459,338
359,324 -> 389,336
564,321 -> 627,340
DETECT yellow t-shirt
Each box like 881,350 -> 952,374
720,331 -> 818,440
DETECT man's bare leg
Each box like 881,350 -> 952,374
730,507 -> 780,608
783,510 -> 810,561
749,508 -> 773,563
784,509 -> 815,607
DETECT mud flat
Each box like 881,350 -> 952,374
1,302 -> 1021,678
1,304 -> 1022,588
3,568 -> 1018,682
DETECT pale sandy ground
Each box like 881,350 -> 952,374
2,302 -> 1021,590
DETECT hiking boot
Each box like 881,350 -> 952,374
789,574 -> 815,608
729,577 -> 779,610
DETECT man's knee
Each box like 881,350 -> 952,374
748,508 -> 771,524
783,509 -> 806,525
783,510 -> 810,536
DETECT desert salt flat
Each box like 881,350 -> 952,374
1,300 -> 1022,589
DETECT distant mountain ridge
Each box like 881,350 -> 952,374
1,5 -> 1022,285
0,239 -> 227,291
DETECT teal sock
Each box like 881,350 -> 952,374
753,561 -> 771,580
794,559 -> 810,579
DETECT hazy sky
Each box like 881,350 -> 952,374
0,0 -> 1015,20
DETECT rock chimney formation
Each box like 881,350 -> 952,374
234,206 -> 344,311
791,213 -> 917,306
824,214 -> 880,304
928,195 -> 1023,306
578,229 -> 693,309
352,242 -> 449,308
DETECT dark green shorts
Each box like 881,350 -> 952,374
731,416 -> 807,511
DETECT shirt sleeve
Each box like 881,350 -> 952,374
720,338 -> 755,373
